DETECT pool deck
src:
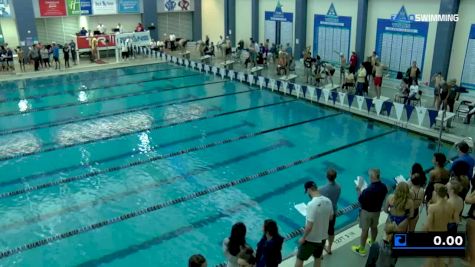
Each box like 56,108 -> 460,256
2,51 -> 473,267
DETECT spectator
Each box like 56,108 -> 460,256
285,43 -> 292,57
217,35 -> 224,56
256,219 -> 283,267
408,164 -> 426,231
63,43 -> 70,68
339,53 -> 347,85
356,63 -> 367,96
403,79 -> 419,105
116,23 -> 123,33
352,169 -> 388,256
450,142 -> 474,186
373,61 -> 385,99
40,45 -> 50,69
319,168 -> 341,255
349,51 -> 357,74
135,23 -> 144,32
52,43 -> 60,70
238,247 -> 257,267
189,254 -> 207,267
295,181 -> 333,267
365,222 -> 398,267
70,40 -> 77,65
79,27 -> 87,36
405,61 -> 421,85
224,36 -> 232,60
205,35 -> 210,47
384,182 -> 413,231
97,23 -> 106,34
15,46 -> 25,71
303,49 -> 314,84
362,57 -> 372,94
431,72 -> 444,109
342,71 -> 355,91
30,44 -> 40,71
205,42 -> 215,57
223,222 -> 247,267
465,190 -> 475,266
445,79 -> 458,112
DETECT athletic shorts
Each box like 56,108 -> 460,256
374,77 -> 382,87
297,240 -> 326,261
53,56 -> 59,62
359,210 -> 380,230
330,69 -> 335,76
328,214 -> 336,236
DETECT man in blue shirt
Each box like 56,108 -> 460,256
79,27 -> 87,36
52,43 -> 60,70
352,168 -> 388,256
451,141 -> 475,189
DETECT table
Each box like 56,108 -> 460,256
220,60 -> 235,70
200,55 -> 212,64
279,74 -> 298,83
435,110 -> 455,129
250,66 -> 264,76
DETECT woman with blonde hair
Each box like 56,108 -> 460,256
384,182 -> 414,231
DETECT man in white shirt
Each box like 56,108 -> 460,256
295,181 -> 334,267
404,80 -> 419,105
97,23 -> 105,34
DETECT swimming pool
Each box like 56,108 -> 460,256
0,63 -> 451,266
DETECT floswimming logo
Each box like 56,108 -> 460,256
165,0 -> 176,11
178,0 -> 189,11
391,6 -> 459,22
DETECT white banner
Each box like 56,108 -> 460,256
248,74 -> 254,85
204,65 -> 210,73
338,92 -> 346,106
197,63 -> 203,71
356,96 -> 365,110
116,31 -> 152,48
184,59 -> 189,66
212,66 -> 218,76
415,106 -> 427,126
178,58 -> 183,65
228,70 -> 235,80
394,103 -> 404,121
374,99 -> 384,116
308,86 -> 315,101
190,61 -> 196,69
282,82 -> 288,94
220,68 -> 226,79
258,76 -> 265,89
322,89 -> 330,103
92,0 -> 117,15
269,79 -> 276,91
295,84 -> 302,98
238,72 -> 245,82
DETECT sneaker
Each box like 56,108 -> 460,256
351,245 -> 367,256
367,239 -> 373,246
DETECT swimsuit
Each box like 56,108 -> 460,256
388,203 -> 409,225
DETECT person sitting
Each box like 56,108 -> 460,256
464,105 -> 475,124
342,71 -> 355,91
204,42 -> 215,56
403,80 -> 420,105
276,52 -> 287,76
365,222 -> 398,267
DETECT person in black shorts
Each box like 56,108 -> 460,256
319,168 -> 341,255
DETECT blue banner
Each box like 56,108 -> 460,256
313,4 -> 352,64
375,6 -> 429,76
118,0 -> 140,13
265,11 -> 293,22
461,24 -> 475,90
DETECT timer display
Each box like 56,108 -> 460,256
392,232 -> 465,257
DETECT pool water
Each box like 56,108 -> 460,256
0,63 -> 451,266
